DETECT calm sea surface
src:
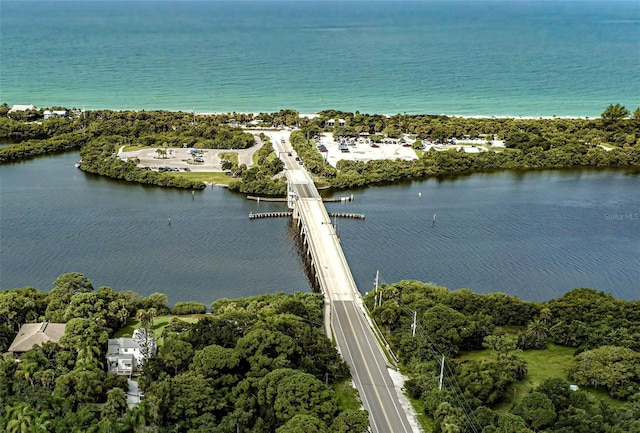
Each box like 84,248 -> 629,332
1,0 -> 639,117
1,152 -> 638,303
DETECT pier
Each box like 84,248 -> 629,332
249,211 -> 364,220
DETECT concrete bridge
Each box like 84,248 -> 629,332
271,137 -> 415,433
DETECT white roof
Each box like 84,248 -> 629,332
9,104 -> 35,113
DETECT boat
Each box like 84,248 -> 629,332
75,160 -> 82,168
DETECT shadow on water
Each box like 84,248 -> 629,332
287,218 -> 322,294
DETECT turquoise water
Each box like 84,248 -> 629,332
1,1 -> 638,117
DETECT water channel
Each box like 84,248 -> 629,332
1,151 -> 638,304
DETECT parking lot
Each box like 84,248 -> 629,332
118,141 -> 262,172
313,133 -> 418,167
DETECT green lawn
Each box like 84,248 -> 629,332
458,342 -> 625,410
170,171 -> 235,185
122,145 -> 148,152
113,314 -> 205,340
333,380 -> 363,411
219,152 -> 239,165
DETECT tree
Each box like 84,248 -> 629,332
139,292 -> 170,314
420,304 -> 476,356
14,358 -> 39,389
236,328 -> 300,377
256,368 -> 338,428
601,103 -> 630,123
272,371 -> 337,425
276,414 -> 327,433
59,317 -> 109,352
494,412 -> 534,433
536,377 -> 571,412
136,307 -> 158,362
144,373 -> 224,432
512,391 -> 556,430
171,301 -> 206,315
190,344 -> 241,387
158,336 -> 194,375
329,410 -> 369,433
5,402 -> 50,433
567,345 -> 640,398
45,272 -> 93,322
101,387 -> 128,420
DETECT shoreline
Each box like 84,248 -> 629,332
5,102 -> 603,120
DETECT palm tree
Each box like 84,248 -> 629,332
601,103 -> 630,124
76,344 -> 102,370
539,307 -> 552,322
526,317 -> 548,342
5,402 -> 49,433
136,308 -> 157,362
14,361 -> 38,389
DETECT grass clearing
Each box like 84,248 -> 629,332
170,171 -> 235,185
458,342 -> 625,411
219,152 -> 238,165
123,145 -> 148,152
113,314 -> 205,340
333,380 -> 362,411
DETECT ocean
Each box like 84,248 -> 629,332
1,0 -> 638,117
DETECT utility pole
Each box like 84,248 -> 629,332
412,311 -> 417,337
438,356 -> 445,391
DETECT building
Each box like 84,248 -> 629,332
106,331 -> 157,377
8,104 -> 35,113
326,118 -> 346,128
8,322 -> 66,355
44,110 -> 68,120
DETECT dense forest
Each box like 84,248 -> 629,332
0,273 -> 366,433
1,104 -> 639,194
2,273 -> 639,432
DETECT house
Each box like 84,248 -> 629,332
43,110 -> 68,120
8,322 -> 66,355
8,104 -> 35,113
106,330 -> 157,377
338,118 -> 346,126
326,118 -> 335,127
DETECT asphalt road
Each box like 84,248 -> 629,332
333,300 -> 414,433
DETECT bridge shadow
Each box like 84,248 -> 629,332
287,218 -> 322,295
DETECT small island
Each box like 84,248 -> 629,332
1,104 -> 639,196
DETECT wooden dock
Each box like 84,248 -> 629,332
328,212 -> 365,220
249,211 -> 293,219
249,211 -> 364,220
247,194 -> 354,203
